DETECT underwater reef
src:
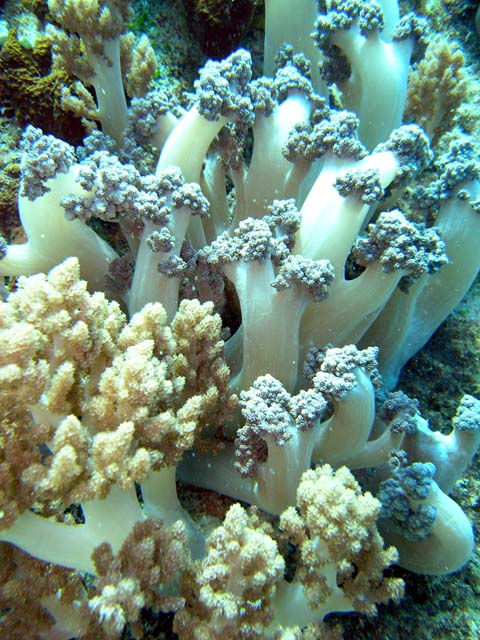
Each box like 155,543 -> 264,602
0,0 -> 479,638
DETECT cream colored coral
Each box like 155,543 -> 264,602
122,33 -> 157,98
48,0 -> 130,44
174,466 -> 402,638
405,37 -> 468,142
172,299 -> 237,451
88,577 -> 145,636
91,517 -> 189,637
60,80 -> 100,130
0,258 -> 234,517
47,1 -> 137,141
279,465 -> 404,619
0,257 -> 124,418
174,503 -> 285,639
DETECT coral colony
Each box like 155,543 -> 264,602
0,0 -> 479,638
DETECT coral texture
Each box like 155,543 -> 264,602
0,0 -> 478,638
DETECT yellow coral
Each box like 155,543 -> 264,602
175,466 -> 403,638
174,503 -> 284,639
0,257 -> 234,514
122,33 -> 157,98
279,465 -> 404,620
405,37 -> 468,142
0,30 -> 82,136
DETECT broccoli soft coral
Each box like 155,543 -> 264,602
0,0 -> 479,637
0,258 -> 233,573
175,465 -> 403,639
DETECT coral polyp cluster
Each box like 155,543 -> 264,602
0,1 -> 478,638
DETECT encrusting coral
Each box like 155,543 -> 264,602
0,0 -> 479,638
0,28 -> 84,139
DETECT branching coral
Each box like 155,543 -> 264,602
404,37 -> 469,143
0,258 -> 232,574
47,0 -> 157,142
0,0 -> 479,638
175,465 -> 404,639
